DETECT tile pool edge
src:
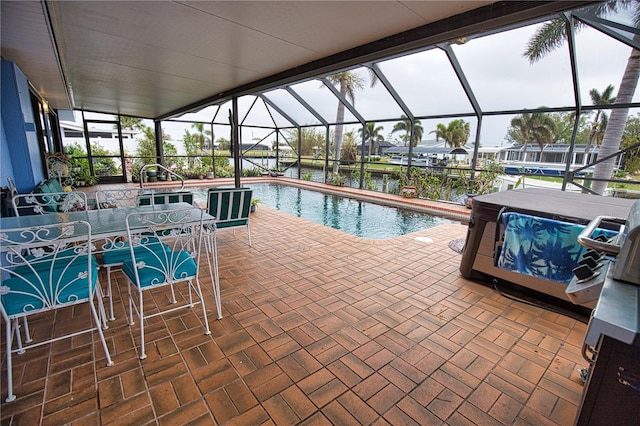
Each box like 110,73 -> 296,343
193,177 -> 472,223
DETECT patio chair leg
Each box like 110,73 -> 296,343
127,280 -> 134,326
212,233 -> 222,319
195,278 -> 211,335
22,317 -> 32,343
187,280 -> 194,307
95,285 -> 109,330
138,288 -> 146,360
169,284 -> 177,304
105,266 -> 116,321
204,231 -> 222,320
13,321 -> 25,355
5,320 -> 16,402
89,297 -> 114,367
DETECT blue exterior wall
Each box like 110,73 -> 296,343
1,59 -> 44,193
0,118 -> 14,185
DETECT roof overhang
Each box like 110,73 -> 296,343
1,1 -> 595,120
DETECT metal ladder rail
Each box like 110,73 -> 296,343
139,163 -> 185,191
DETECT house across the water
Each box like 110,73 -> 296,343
497,143 -> 624,176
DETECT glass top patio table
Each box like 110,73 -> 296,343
0,203 -> 219,317
0,202 -> 214,240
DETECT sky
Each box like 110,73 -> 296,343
69,6 -> 637,153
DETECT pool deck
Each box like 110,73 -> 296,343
1,179 -> 590,425
95,177 -> 473,222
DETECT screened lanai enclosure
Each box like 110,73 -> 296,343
2,1 -> 638,199
3,2 -> 640,424
172,5 -> 640,198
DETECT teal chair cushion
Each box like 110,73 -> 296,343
101,238 -> 169,266
1,264 -> 98,316
48,179 -> 65,193
33,182 -> 61,212
15,250 -> 99,274
122,250 -> 197,288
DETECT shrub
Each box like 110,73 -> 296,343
243,167 -> 263,177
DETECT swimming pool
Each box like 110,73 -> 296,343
193,183 -> 457,239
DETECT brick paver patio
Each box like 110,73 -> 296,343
1,182 -> 589,425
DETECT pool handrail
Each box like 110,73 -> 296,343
139,164 -> 185,191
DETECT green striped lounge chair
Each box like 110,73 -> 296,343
206,187 -> 253,246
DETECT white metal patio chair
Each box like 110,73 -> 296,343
123,206 -> 211,359
9,190 -> 95,343
94,188 -> 152,209
0,220 -> 113,402
94,188 -> 156,320
12,191 -> 89,216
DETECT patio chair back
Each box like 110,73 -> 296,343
206,187 -> 253,246
124,208 -> 204,287
0,220 -> 113,402
12,191 -> 89,215
137,190 -> 194,206
95,188 -> 153,209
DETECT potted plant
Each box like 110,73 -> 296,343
189,164 -> 206,179
145,168 -> 158,182
250,198 -> 261,213
72,166 -> 96,187
269,167 -> 285,177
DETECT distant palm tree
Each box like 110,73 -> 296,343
326,71 -> 367,173
524,1 -> 640,194
117,116 -> 144,131
190,122 -> 211,151
509,112 -> 556,162
430,119 -> 470,148
361,122 -> 384,156
391,115 -> 424,146
584,85 -> 616,164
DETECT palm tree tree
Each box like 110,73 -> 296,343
190,122 -> 211,151
430,119 -> 471,148
326,72 -> 365,173
361,122 -> 384,156
117,116 -> 144,131
509,112 -> 556,162
391,115 -> 424,146
524,1 -> 640,194
584,85 -> 616,164
182,123 -> 212,170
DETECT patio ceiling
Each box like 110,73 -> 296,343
1,1 -> 593,120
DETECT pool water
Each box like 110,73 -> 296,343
194,183 -> 456,239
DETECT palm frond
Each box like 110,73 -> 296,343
523,19 -> 567,63
367,68 -> 379,88
602,84 -> 616,102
